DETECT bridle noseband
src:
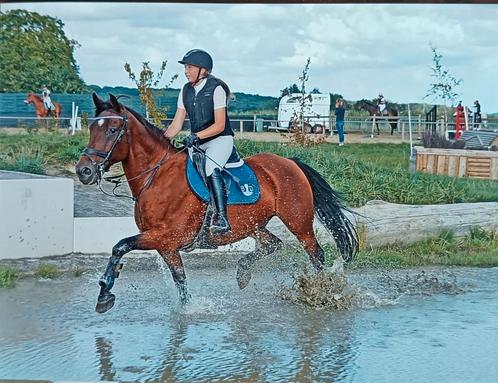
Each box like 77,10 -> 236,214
82,114 -> 129,179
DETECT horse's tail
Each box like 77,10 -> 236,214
290,157 -> 359,262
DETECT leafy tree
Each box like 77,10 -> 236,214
0,9 -> 88,93
424,44 -> 462,107
280,83 -> 300,97
124,61 -> 178,126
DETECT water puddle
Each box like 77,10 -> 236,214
0,254 -> 497,382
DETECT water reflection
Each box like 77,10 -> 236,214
92,305 -> 359,382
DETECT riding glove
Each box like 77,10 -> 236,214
183,133 -> 200,148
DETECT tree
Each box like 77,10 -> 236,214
124,61 -> 178,127
286,57 -> 324,146
424,44 -> 462,107
280,83 -> 300,97
0,9 -> 88,93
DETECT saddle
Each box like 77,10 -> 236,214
181,146 -> 261,252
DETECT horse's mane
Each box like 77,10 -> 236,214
360,99 -> 376,107
29,93 -> 43,101
95,101 -> 173,148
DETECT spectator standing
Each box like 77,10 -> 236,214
335,99 -> 346,146
473,100 -> 481,129
455,101 -> 465,139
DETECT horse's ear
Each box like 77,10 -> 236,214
109,93 -> 122,112
92,92 -> 106,114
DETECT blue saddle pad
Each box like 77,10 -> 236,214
186,157 -> 260,205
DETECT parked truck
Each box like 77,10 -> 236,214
277,93 -> 332,132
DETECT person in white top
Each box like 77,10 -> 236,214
164,49 -> 235,235
377,93 -> 386,115
41,85 -> 54,111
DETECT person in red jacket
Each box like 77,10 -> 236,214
455,101 -> 464,139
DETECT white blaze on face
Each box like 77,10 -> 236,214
98,119 -> 105,127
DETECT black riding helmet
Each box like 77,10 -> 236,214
178,49 -> 213,72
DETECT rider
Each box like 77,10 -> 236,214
41,85 -> 54,112
164,49 -> 234,235
377,93 -> 386,115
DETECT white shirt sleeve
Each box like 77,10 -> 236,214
177,87 -> 185,109
213,85 -> 227,110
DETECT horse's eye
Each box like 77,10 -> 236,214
109,127 -> 118,134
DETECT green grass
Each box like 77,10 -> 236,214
1,131 -> 497,207
237,140 -> 498,207
0,266 -> 18,288
34,264 -> 61,279
343,228 -> 498,269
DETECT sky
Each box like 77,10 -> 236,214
2,2 -> 498,112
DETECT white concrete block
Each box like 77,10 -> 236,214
0,171 -> 73,259
73,216 -> 256,255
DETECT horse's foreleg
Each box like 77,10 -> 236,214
96,234 -> 139,314
159,250 -> 190,304
237,228 -> 283,289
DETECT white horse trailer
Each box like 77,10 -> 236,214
277,93 -> 331,132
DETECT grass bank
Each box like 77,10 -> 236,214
1,132 -> 497,207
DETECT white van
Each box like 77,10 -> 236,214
277,93 -> 331,132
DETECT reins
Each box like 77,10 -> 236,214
100,147 -> 187,202
82,112 -> 187,202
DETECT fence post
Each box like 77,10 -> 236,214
371,115 -> 376,138
239,120 -> 243,135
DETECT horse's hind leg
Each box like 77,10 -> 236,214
158,250 -> 190,304
280,214 -> 325,272
236,228 -> 283,289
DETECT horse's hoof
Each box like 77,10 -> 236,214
236,267 -> 252,290
95,293 -> 116,314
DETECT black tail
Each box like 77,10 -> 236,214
290,157 -> 359,262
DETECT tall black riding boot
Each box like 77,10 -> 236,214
207,168 -> 231,235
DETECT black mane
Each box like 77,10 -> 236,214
95,101 -> 172,147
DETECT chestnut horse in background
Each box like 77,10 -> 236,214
24,93 -> 62,118
356,99 -> 398,135
76,93 -> 359,314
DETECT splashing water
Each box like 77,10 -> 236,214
280,257 -> 391,310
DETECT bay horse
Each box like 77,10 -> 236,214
356,99 -> 398,135
75,93 -> 358,314
24,93 -> 62,118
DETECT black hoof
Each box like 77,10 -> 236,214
95,293 -> 116,314
236,267 -> 252,290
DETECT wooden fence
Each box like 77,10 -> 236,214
414,146 -> 498,180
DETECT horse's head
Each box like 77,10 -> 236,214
24,93 -> 37,105
354,99 -> 367,110
75,93 -> 131,185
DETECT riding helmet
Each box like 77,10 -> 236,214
179,49 -> 213,72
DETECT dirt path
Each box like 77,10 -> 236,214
236,131 -> 414,144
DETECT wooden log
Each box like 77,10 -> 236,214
427,155 -> 434,173
447,155 -> 458,176
272,201 -> 498,249
436,155 -> 445,174
491,157 -> 498,180
458,157 -> 467,177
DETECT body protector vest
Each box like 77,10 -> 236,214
182,77 -> 234,144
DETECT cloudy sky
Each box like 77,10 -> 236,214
3,2 -> 498,111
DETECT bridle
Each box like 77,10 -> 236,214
80,111 -> 185,202
81,113 -> 129,180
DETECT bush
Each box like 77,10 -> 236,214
422,132 -> 465,149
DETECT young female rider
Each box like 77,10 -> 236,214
164,49 -> 234,235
